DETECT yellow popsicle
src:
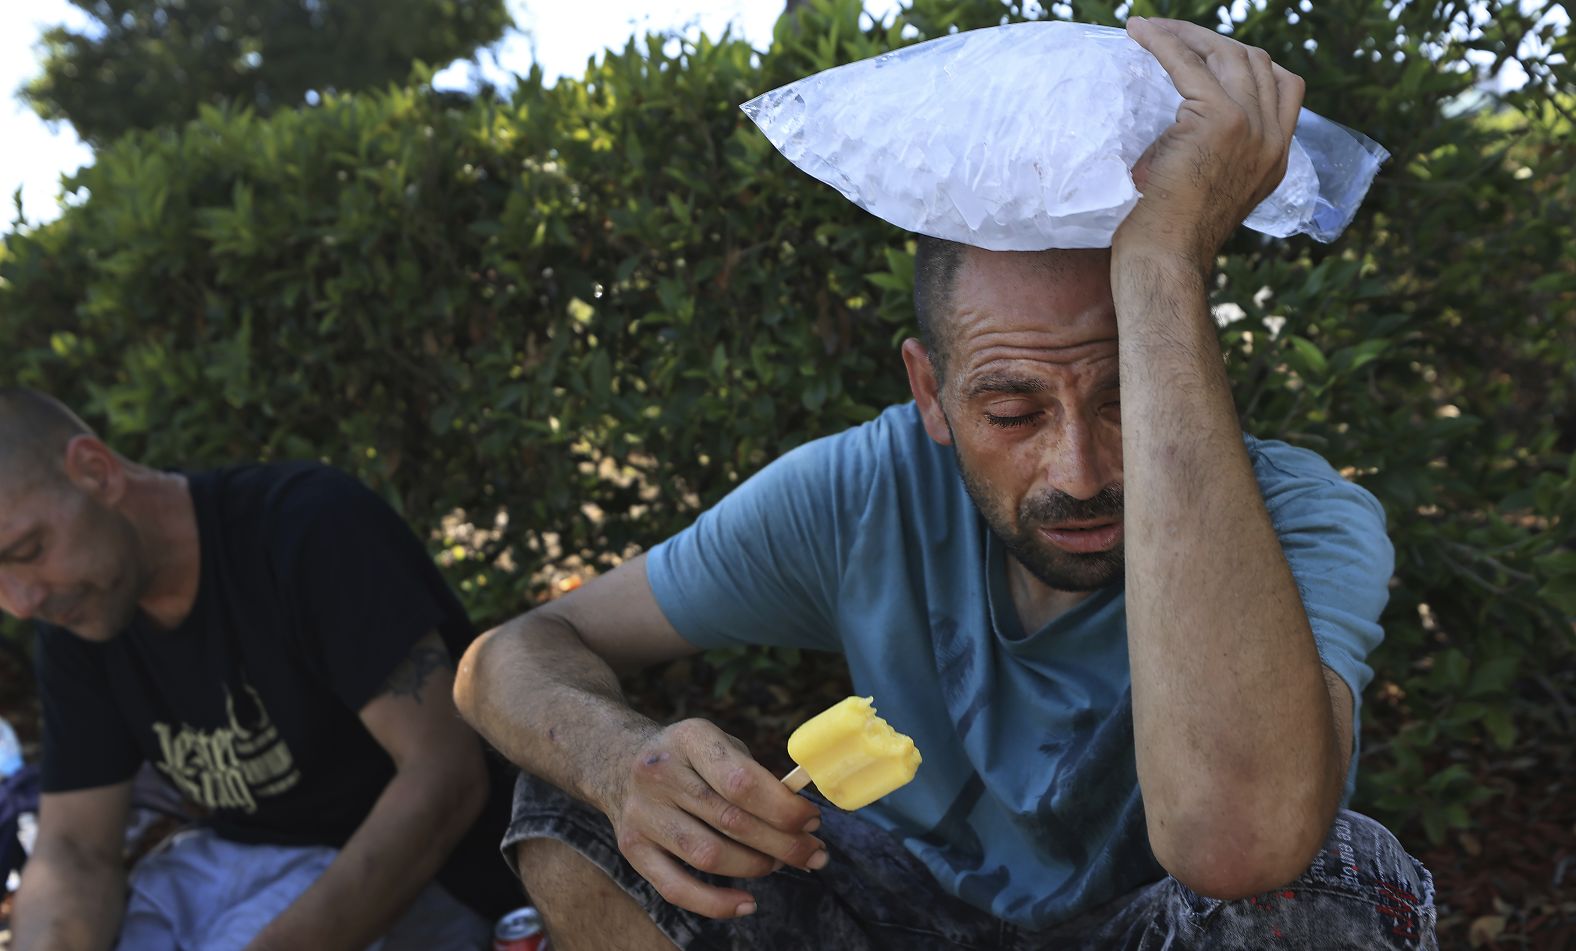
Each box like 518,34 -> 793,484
782,696 -> 922,810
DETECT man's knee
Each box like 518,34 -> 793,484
514,836 -> 681,951
1313,811 -> 1432,898
1149,812 -> 1435,949
1236,811 -> 1437,949
515,837 -> 610,902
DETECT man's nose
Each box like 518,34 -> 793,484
0,574 -> 45,620
1041,417 -> 1112,501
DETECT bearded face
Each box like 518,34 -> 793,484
955,445 -> 1124,591
0,475 -> 150,642
906,246 -> 1128,595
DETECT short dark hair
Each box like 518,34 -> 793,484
912,240 -> 1116,387
912,235 -> 969,378
0,388 -> 94,490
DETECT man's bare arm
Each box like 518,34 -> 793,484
12,784 -> 131,951
1113,18 -> 1348,899
242,631 -> 488,951
454,562 -> 680,815
454,554 -> 824,920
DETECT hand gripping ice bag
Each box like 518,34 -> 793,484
741,21 -> 1389,249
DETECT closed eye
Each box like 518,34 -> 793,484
0,538 -> 42,566
985,411 -> 1041,429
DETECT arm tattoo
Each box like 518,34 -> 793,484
379,630 -> 453,704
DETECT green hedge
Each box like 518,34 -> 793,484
2,0 -> 1572,845
22,0 -> 513,145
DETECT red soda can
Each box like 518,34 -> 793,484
493,905 -> 549,951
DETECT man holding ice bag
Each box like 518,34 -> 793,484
456,16 -> 1435,950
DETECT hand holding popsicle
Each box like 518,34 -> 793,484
601,698 -> 918,921
609,719 -> 826,919
781,696 -> 922,810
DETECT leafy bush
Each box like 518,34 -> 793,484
2,0 -> 1571,846
22,0 -> 512,144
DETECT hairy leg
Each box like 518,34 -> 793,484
516,838 -> 680,951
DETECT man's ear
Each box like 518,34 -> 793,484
61,435 -> 126,506
901,338 -> 953,447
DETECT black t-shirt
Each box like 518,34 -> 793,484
37,463 -> 518,917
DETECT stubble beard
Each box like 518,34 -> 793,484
953,446 -> 1126,592
54,510 -> 148,641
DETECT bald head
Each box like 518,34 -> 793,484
0,388 -> 94,493
912,237 -> 1114,384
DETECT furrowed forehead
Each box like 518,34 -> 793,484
960,358 -> 1121,402
934,247 -> 1111,342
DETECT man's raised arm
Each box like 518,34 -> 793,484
454,554 -> 825,920
1112,17 -> 1349,899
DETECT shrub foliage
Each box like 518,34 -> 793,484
21,0 -> 511,144
2,0 -> 1571,844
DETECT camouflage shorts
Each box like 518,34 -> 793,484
504,772 -> 1436,950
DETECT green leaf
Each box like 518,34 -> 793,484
881,245 -> 915,286
1429,649 -> 1470,690
1481,708 -> 1517,750
1284,336 -> 1328,378
1466,655 -> 1520,698
1535,551 -> 1576,578
1335,338 -> 1390,375
666,192 -> 691,226
1537,574 -> 1576,614
801,378 -> 827,412
865,271 -> 909,292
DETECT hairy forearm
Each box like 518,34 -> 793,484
455,614 -> 659,815
12,845 -> 126,951
1112,251 -> 1342,892
242,765 -> 484,951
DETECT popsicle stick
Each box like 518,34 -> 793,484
781,765 -> 811,793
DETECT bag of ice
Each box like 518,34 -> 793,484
741,21 -> 1389,250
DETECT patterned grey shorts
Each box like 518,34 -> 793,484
504,772 -> 1437,950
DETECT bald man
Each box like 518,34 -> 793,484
0,388 -> 516,951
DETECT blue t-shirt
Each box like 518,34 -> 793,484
647,402 -> 1393,929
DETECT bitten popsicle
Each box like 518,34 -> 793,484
781,696 -> 922,810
